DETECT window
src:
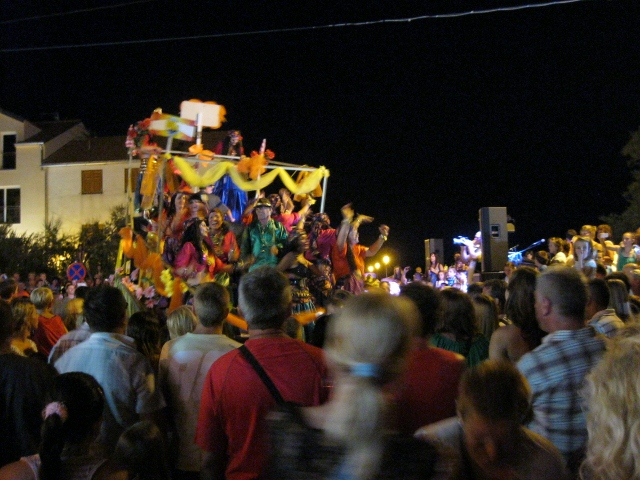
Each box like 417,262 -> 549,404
0,187 -> 20,223
2,134 -> 16,170
81,170 -> 103,194
124,167 -> 140,193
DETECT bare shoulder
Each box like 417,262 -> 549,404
0,460 -> 36,480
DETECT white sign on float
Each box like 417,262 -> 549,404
180,100 -> 226,129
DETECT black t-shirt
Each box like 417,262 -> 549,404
0,353 -> 56,467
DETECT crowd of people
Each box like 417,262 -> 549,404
4,198 -> 640,480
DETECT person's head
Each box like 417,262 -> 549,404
482,279 -> 507,314
194,282 -> 229,328
65,283 -> 76,298
207,208 -> 227,234
505,267 -> 541,341
535,267 -> 587,331
606,278 -> 631,321
10,297 -> 38,337
126,311 -> 161,362
63,298 -> 84,331
548,237 -> 563,255
187,193 -> 207,218
169,191 -> 188,216
112,421 -> 170,480
606,271 -> 632,293
180,219 -> 206,260
597,224 -> 613,239
323,293 -> 418,478
534,250 -> 549,268
582,336 -> 640,480
437,270 -> 446,281
239,266 -> 291,330
379,281 -> 390,293
437,288 -> 477,343
0,279 -> 18,301
622,231 -> 635,249
39,372 -> 105,480
586,278 -> 610,319
580,225 -> 597,239
166,306 -> 198,340
325,289 -> 352,315
400,282 -> 441,338
254,198 -> 272,224
457,360 -> 532,477
503,262 -> 515,278
473,231 -> 482,245
472,294 -> 500,340
430,253 -> 438,265
287,229 -> 309,254
573,236 -> 594,262
84,285 -> 128,333
30,287 -> 54,311
268,193 -> 283,215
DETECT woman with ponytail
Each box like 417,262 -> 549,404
266,293 -> 457,480
0,372 -> 107,480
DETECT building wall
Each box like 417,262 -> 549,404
46,161 -> 139,233
5,143 -> 46,235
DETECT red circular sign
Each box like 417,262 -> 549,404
67,262 -> 87,282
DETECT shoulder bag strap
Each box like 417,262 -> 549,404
239,345 -> 285,405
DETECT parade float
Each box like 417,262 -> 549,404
115,100 -> 330,323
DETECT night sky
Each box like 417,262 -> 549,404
2,0 -> 639,269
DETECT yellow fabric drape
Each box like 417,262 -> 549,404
171,156 -> 329,193
140,156 -> 161,210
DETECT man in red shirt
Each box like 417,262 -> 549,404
196,266 -> 328,480
395,282 -> 466,434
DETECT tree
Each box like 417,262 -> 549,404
602,127 -> 640,236
78,205 -> 127,277
0,205 -> 127,280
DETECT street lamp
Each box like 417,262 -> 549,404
367,265 -> 374,273
382,255 -> 390,277
374,262 -> 380,273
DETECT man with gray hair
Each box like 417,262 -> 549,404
159,282 -> 241,480
196,266 -> 328,480
517,266 -> 605,475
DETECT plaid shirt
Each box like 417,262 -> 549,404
517,327 -> 605,461
588,308 -> 625,339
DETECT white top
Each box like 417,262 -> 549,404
55,332 -> 166,454
158,332 -> 241,471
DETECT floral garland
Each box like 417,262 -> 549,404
125,118 -> 159,158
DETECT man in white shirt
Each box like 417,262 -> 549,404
159,283 -> 241,480
55,286 -> 166,454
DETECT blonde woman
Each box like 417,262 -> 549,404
165,305 -> 198,341
159,306 -> 199,376
581,334 -> 640,479
30,287 -> 67,357
10,298 -> 38,356
266,293 -> 457,480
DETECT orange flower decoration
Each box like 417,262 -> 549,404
237,149 -> 274,180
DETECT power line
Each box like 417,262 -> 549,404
0,0 -> 158,25
0,0 -> 594,54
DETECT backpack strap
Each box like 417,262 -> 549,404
239,345 -> 285,404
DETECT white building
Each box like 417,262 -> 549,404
0,108 -> 139,235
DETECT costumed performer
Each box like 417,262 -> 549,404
212,130 -> 247,224
174,219 -> 226,287
239,197 -> 288,272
